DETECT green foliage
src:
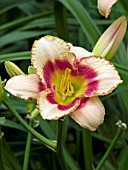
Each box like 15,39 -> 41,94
0,0 -> 128,170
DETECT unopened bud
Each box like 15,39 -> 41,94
116,120 -> 127,131
0,117 -> 6,125
28,66 -> 36,75
5,61 -> 24,77
93,16 -> 127,60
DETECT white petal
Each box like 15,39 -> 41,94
70,97 -> 105,131
80,56 -> 122,96
5,74 -> 44,100
38,90 -> 80,120
31,36 -> 74,81
98,0 -> 118,18
70,46 -> 93,60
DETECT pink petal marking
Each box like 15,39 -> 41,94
38,81 -> 45,92
78,64 -> 99,96
47,92 -> 80,111
58,99 -> 79,110
31,36 -> 74,82
43,58 -> 99,97
38,90 -> 80,120
76,97 -> 89,109
46,92 -> 57,104
43,59 -> 74,89
55,59 -> 77,76
85,80 -> 98,96
79,56 -> 122,96
55,59 -> 73,71
43,60 -> 55,88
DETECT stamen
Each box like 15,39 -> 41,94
59,68 -> 74,101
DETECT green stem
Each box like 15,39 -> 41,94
0,126 -> 5,170
57,118 -> 79,170
82,129 -> 93,170
54,0 -> 69,40
23,119 -> 33,170
57,119 -> 69,170
96,128 -> 123,170
3,98 -> 56,151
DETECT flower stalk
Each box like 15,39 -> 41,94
57,119 -> 69,170
0,117 -> 6,170
96,120 -> 127,170
82,129 -> 93,170
2,92 -> 57,151
23,119 -> 33,170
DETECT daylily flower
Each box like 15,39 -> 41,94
98,0 -> 118,18
5,36 -> 122,131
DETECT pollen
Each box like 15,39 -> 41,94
59,68 -> 74,101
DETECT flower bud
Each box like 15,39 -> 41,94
116,120 -> 127,131
98,0 -> 118,18
0,117 -> 6,126
28,66 -> 36,75
5,61 -> 24,77
93,16 -> 127,60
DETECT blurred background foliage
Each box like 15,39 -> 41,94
0,0 -> 128,170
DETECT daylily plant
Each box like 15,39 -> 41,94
5,35 -> 122,131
